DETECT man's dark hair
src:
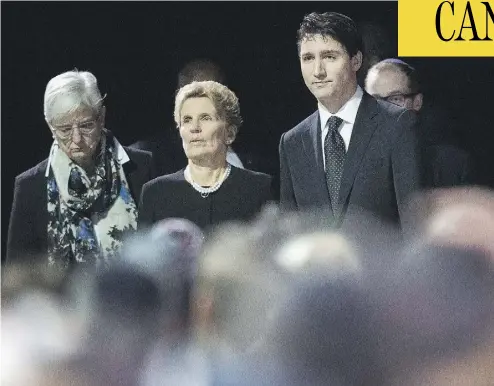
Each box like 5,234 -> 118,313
297,12 -> 363,57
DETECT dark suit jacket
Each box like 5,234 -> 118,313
425,144 -> 476,188
416,108 -> 477,188
138,166 -> 273,230
130,130 -> 187,177
279,93 -> 423,232
6,147 -> 154,265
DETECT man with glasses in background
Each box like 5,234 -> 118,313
364,58 -> 423,111
365,58 -> 475,188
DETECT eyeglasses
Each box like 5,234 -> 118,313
51,117 -> 99,140
378,92 -> 419,107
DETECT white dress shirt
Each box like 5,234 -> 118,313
319,85 -> 364,169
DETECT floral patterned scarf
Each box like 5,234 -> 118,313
47,131 -> 138,271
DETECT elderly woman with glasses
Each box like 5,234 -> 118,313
6,70 -> 154,271
138,81 -> 273,231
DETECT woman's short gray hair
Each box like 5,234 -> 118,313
174,81 -> 243,136
44,70 -> 105,122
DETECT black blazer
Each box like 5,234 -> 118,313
138,166 -> 273,230
6,147 -> 154,265
130,130 -> 186,177
279,92 -> 423,232
424,144 -> 476,188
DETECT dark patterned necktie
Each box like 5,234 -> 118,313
324,116 -> 345,210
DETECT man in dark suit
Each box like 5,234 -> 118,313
365,58 -> 476,188
279,12 -> 423,232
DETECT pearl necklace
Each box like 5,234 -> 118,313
184,164 -> 232,198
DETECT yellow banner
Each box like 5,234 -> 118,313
399,0 -> 494,56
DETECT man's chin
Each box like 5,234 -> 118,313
311,88 -> 333,100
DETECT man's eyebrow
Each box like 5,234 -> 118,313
320,49 -> 341,55
301,49 -> 341,56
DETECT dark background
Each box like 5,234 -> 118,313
2,1 -> 493,260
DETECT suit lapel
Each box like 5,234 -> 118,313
301,111 -> 332,209
338,93 -> 379,211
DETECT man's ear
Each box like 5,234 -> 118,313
412,93 -> 423,112
351,51 -> 363,72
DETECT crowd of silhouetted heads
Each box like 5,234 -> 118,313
3,186 -> 494,386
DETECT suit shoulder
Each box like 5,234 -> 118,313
15,159 -> 49,185
375,99 -> 415,121
128,139 -> 152,151
373,99 -> 419,140
125,146 -> 153,162
282,111 -> 318,143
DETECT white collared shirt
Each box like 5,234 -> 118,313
45,135 -> 130,177
319,85 -> 364,169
